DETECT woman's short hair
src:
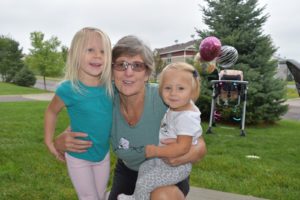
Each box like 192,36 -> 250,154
112,35 -> 154,75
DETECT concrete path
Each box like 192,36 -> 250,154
187,187 -> 268,200
282,98 -> 300,120
0,93 -> 55,102
34,79 -> 58,91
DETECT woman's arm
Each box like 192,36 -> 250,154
161,136 -> 206,166
53,128 -> 93,161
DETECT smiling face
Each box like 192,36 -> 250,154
79,33 -> 105,85
113,54 -> 149,98
161,68 -> 194,111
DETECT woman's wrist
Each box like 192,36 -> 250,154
145,145 -> 158,158
153,146 -> 158,157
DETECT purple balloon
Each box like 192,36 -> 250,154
199,36 -> 222,61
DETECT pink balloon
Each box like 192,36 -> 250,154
199,36 -> 222,61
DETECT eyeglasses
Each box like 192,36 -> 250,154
112,61 -> 147,72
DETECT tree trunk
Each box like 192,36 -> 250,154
43,76 -> 47,90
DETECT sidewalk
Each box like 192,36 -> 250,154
282,98 -> 300,120
0,93 -> 54,102
187,187 -> 268,200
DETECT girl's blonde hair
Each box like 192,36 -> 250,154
159,62 -> 201,102
64,27 -> 113,96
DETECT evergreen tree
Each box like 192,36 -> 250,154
13,66 -> 36,87
196,0 -> 288,124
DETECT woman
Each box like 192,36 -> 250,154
54,35 -> 206,200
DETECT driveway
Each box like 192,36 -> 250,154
282,98 -> 300,120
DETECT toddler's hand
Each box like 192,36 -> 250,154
145,145 -> 157,158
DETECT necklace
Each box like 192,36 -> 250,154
121,103 -> 138,126
120,97 -> 144,127
119,90 -> 145,127
121,106 -> 136,126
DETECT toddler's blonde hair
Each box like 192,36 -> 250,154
159,62 -> 201,102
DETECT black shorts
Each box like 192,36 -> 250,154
108,159 -> 190,200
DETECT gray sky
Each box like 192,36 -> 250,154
1,0 -> 299,61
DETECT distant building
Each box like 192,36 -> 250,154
273,55 -> 290,80
154,40 -> 198,64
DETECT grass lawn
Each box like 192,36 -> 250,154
192,121 -> 300,200
0,101 -> 299,200
287,81 -> 299,99
287,87 -> 299,99
0,82 -> 50,95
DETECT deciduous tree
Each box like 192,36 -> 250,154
26,32 -> 65,90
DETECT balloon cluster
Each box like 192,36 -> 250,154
194,36 -> 238,74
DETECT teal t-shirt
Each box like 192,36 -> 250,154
56,81 -> 112,162
110,83 -> 167,171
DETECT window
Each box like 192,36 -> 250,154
167,53 -> 172,63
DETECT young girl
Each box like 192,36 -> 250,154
118,62 -> 202,200
44,27 -> 113,200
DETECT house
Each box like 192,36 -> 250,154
154,40 -> 198,64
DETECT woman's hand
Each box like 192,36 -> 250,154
161,137 -> 206,166
54,127 -> 92,155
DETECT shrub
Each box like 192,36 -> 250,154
13,67 -> 36,87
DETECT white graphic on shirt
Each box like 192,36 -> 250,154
160,122 -> 169,137
118,137 -> 129,149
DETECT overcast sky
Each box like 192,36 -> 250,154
1,0 -> 299,61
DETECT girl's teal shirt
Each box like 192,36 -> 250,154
56,80 -> 113,162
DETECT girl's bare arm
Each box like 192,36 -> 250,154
44,95 -> 66,161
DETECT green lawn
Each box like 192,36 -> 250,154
287,81 -> 299,99
0,101 -> 299,200
0,82 -> 50,95
287,87 -> 299,99
192,121 -> 300,200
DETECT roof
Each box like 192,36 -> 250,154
155,40 -> 198,55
